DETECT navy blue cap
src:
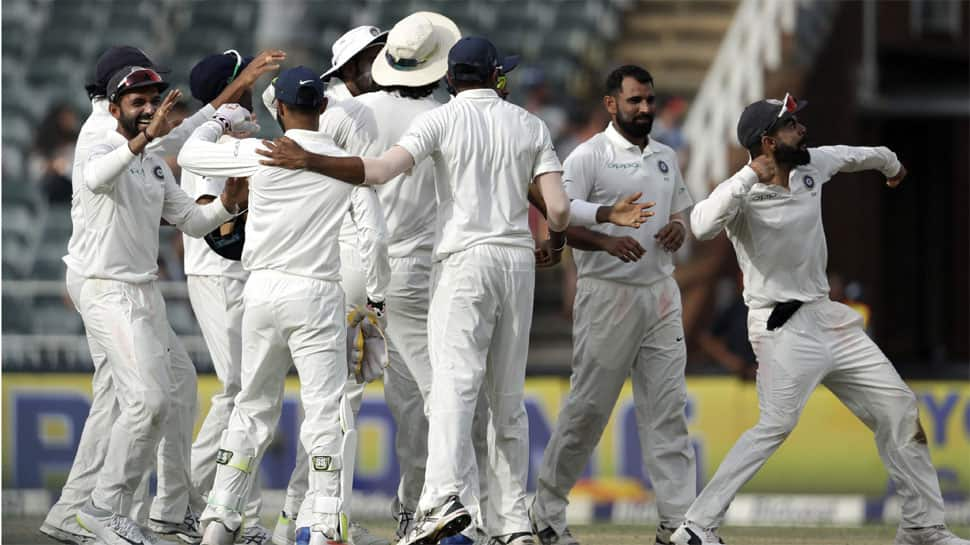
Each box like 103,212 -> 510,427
448,37 -> 517,82
737,94 -> 808,150
86,46 -> 163,98
273,66 -> 326,107
190,50 -> 254,104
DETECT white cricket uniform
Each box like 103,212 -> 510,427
72,125 -> 234,517
180,162 -> 264,528
179,122 -> 354,532
396,88 -> 562,537
46,99 -> 221,531
317,91 -> 491,526
533,125 -> 697,533
685,146 -> 945,528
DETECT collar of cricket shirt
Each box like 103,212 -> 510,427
605,122 -> 658,158
455,88 -> 499,100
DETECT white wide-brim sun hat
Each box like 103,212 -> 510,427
371,11 -> 461,87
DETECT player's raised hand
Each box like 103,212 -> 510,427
601,235 -> 645,263
886,164 -> 907,188
145,89 -> 183,140
257,137 -> 308,169
235,49 -> 287,87
749,154 -> 777,183
655,220 -> 686,252
607,192 -> 655,228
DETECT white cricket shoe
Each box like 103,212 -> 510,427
490,533 -> 537,545
272,511 -> 296,545
77,503 -> 165,545
399,495 -> 471,545
149,507 -> 202,544
669,521 -> 725,545
896,525 -> 970,545
528,505 -> 578,545
392,506 -> 414,542
201,521 -> 236,545
235,524 -> 272,545
655,524 -> 676,545
40,520 -> 103,545
350,522 -> 389,545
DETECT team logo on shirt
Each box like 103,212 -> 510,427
803,175 -> 815,188
153,166 -> 165,180
658,160 -> 669,174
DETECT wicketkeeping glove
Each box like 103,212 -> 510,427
212,103 -> 259,135
346,304 -> 389,384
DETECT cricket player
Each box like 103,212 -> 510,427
530,65 -> 696,545
178,67 -> 375,545
182,50 -> 275,545
261,25 -> 391,545
255,37 -> 653,545
670,96 -> 970,545
69,66 -> 247,545
44,46 -> 278,545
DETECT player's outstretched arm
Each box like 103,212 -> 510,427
569,192 -> 655,228
255,139 -> 414,186
812,145 -> 903,181
691,156 -> 773,240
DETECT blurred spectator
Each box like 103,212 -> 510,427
520,66 -> 567,141
29,103 -> 79,203
829,272 -> 872,334
697,274 -> 758,380
555,102 -> 609,160
651,94 -> 689,169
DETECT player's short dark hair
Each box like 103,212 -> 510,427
605,65 -> 654,96
380,81 -> 440,99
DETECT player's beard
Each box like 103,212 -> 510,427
119,110 -> 153,139
774,139 -> 810,167
615,110 -> 653,138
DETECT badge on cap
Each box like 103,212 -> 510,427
658,160 -> 669,174
803,175 -> 815,188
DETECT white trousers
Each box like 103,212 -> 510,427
534,275 -> 696,532
75,277 -> 197,518
202,271 -> 346,531
186,275 -> 262,527
421,245 -> 535,537
686,299 -> 946,528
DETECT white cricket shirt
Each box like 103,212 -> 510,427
178,122 -> 354,281
396,88 -> 562,262
64,98 -> 216,275
180,139 -> 249,281
321,91 -> 440,258
79,130 -> 234,283
691,145 -> 902,309
564,123 -> 694,286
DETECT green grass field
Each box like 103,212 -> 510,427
5,516 -> 969,545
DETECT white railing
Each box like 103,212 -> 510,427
682,0 -> 801,199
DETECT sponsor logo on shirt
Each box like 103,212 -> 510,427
750,192 -> 781,202
607,161 -> 640,170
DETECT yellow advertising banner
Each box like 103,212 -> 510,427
3,374 -> 967,499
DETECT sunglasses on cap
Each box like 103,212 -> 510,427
762,92 -> 799,136
224,49 -> 243,84
109,67 -> 164,102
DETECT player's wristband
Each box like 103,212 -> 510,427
670,217 -> 686,230
366,298 -> 385,313
549,230 -> 567,252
